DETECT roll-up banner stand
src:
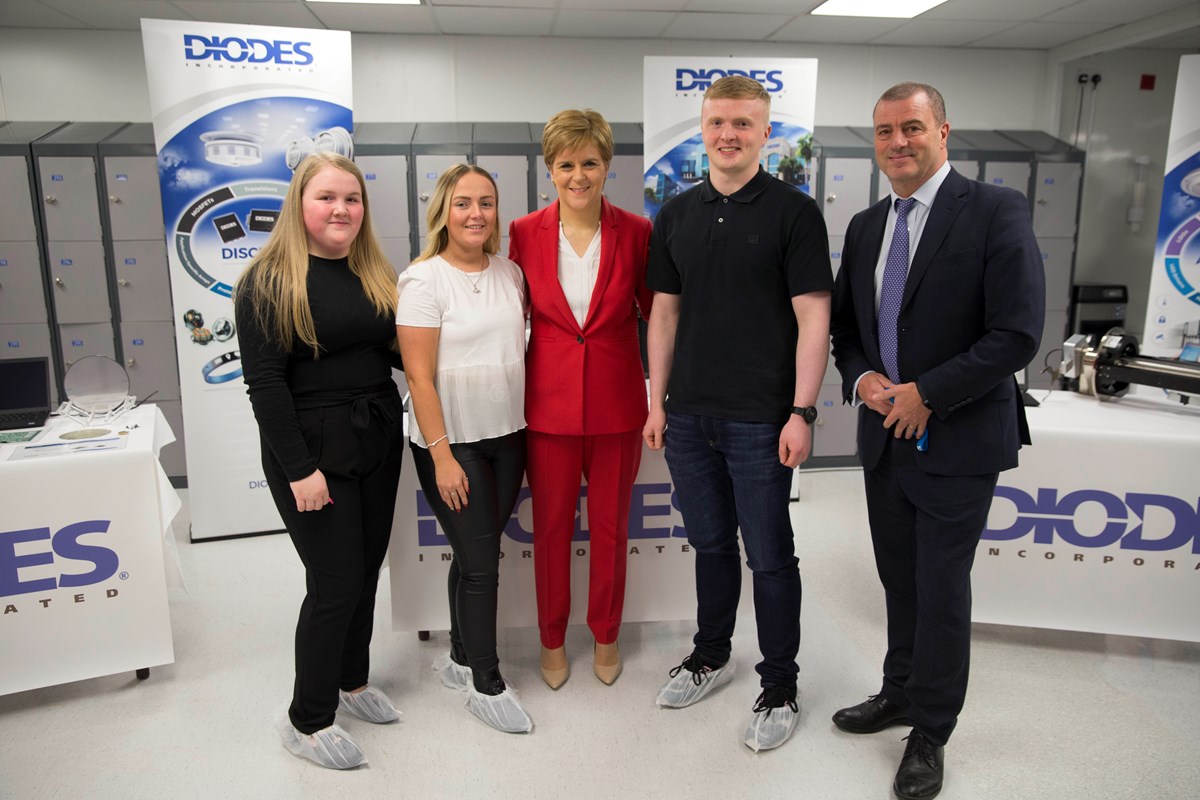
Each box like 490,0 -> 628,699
642,57 -> 819,222
140,20 -> 353,540
1144,54 -> 1200,356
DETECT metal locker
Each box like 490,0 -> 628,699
113,240 -> 173,321
983,162 -> 1031,199
0,241 -> 49,323
156,398 -> 187,478
414,154 -> 468,235
535,163 -> 555,210
120,320 -> 180,401
950,160 -> 980,181
474,154 -> 528,234
58,322 -> 116,369
828,234 -> 844,280
0,323 -> 58,405
104,156 -> 164,241
822,350 -> 840,386
357,155 -> 411,239
412,122 -> 472,238
604,154 -> 644,216
1038,238 -> 1075,312
1032,162 -> 1082,239
822,158 -> 873,238
37,156 -> 103,242
813,385 -> 856,458
379,238 -> 412,273
0,156 -> 38,241
47,240 -> 110,323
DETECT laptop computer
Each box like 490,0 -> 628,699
0,357 -> 52,430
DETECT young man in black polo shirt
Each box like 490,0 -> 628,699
643,75 -> 832,752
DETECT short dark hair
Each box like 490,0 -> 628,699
876,82 -> 946,125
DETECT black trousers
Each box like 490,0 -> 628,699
863,435 -> 998,747
262,392 -> 404,735
410,430 -> 525,679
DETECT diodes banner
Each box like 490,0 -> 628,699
141,19 -> 353,539
1144,54 -> 1200,358
642,57 -> 818,221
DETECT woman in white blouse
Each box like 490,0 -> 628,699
396,164 -> 531,733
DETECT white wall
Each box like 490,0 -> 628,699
1057,48 -> 1191,337
0,28 -> 1049,128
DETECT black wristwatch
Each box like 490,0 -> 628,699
792,405 -> 818,424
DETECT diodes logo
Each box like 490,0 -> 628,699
984,486 -> 1199,552
415,483 -> 687,547
1,521 -> 120,597
183,34 -> 314,65
675,68 -> 785,93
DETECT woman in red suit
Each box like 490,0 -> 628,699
509,109 -> 652,689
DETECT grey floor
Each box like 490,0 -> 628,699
2,469 -> 1198,800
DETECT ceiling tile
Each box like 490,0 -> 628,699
870,19 -> 1015,47
304,4 -> 440,35
682,0 -> 818,12
553,10 -> 675,39
559,0 -> 686,9
1041,0 -> 1197,25
172,1 -> 326,29
770,14 -> 909,43
429,0 -> 556,7
920,0 -> 1077,22
432,6 -> 553,36
38,0 -> 193,30
0,0 -> 90,28
662,11 -> 793,41
968,21 -> 1117,49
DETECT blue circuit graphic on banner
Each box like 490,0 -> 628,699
1155,150 -> 1200,306
644,123 -> 812,220
156,96 -> 352,296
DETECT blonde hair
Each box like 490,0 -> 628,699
414,164 -> 501,263
234,152 -> 397,357
703,75 -> 771,111
541,109 -> 614,170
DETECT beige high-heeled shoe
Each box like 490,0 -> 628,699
593,640 -> 621,685
540,646 -> 569,690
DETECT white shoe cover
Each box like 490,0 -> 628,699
275,706 -> 367,769
743,703 -> 800,752
656,661 -> 735,708
465,685 -> 533,733
338,685 -> 402,724
432,652 -> 472,691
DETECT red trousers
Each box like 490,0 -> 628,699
526,429 -> 643,648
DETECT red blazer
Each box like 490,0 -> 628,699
509,198 -> 653,436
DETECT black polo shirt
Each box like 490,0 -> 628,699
648,168 -> 831,424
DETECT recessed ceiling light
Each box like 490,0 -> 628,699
811,0 -> 949,19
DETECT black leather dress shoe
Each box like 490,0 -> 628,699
893,732 -> 944,800
832,695 -> 910,734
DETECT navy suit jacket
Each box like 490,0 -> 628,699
830,167 -> 1045,476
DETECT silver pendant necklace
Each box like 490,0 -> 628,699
467,254 -> 487,293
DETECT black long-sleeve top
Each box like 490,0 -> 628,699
235,255 -> 402,481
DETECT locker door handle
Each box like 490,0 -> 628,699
110,195 -> 122,204
44,195 -> 57,204
118,279 -> 130,287
54,277 -> 65,288
1036,198 -> 1047,205
826,194 -> 836,203
419,192 -> 430,202
539,193 -> 550,201
126,358 -> 136,368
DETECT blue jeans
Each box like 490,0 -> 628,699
664,412 -> 801,688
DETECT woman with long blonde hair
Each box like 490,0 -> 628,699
396,164 -> 532,733
234,152 -> 405,769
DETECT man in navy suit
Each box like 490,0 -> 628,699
830,82 -> 1044,800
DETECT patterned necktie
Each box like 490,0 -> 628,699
877,197 -> 916,384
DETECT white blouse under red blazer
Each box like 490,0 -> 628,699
508,198 -> 653,437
